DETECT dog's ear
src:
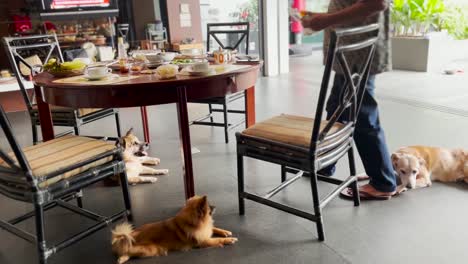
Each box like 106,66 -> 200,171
125,128 -> 134,136
391,152 -> 402,167
417,157 -> 426,167
118,138 -> 128,149
197,195 -> 208,218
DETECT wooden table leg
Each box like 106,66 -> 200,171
176,86 -> 195,199
140,106 -> 150,143
245,86 -> 256,127
34,85 -> 55,141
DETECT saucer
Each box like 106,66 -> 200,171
83,73 -> 114,81
187,67 -> 216,76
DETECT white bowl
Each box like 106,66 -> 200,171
158,52 -> 177,62
145,53 -> 164,63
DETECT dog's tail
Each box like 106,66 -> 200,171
111,222 -> 135,255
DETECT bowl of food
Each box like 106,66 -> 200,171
171,58 -> 195,67
155,64 -> 179,79
158,52 -> 177,62
145,53 -> 164,64
43,58 -> 86,78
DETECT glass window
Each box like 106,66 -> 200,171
200,0 -> 260,55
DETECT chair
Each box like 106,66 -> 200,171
190,22 -> 250,143
236,24 -> 380,241
0,104 -> 132,264
3,34 -> 122,144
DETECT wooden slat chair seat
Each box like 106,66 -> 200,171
0,135 -> 115,188
242,114 -> 344,149
0,103 -> 132,264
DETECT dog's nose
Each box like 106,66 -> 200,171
144,143 -> 149,147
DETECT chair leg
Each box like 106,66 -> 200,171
281,165 -> 287,183
115,111 -> 122,138
223,100 -> 229,144
119,171 -> 133,222
73,126 -> 80,136
237,153 -> 245,215
208,104 -> 214,123
34,204 -> 47,264
348,148 -> 360,207
309,170 -> 325,241
244,91 -> 248,129
32,123 -> 38,145
76,190 -> 84,208
140,106 -> 150,143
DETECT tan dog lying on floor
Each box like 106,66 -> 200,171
120,128 -> 169,184
392,146 -> 468,193
111,195 -> 237,264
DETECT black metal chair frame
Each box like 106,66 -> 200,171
236,24 -> 380,241
0,104 -> 132,264
3,34 -> 122,145
190,22 -> 250,143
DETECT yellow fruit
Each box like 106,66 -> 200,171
60,61 -> 86,71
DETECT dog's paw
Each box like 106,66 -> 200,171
150,158 -> 161,165
224,237 -> 238,245
159,169 -> 169,175
149,178 -> 158,183
218,230 -> 232,237
396,186 -> 408,195
141,177 -> 158,183
117,255 -> 130,264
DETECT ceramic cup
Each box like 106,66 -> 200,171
85,66 -> 112,78
213,49 -> 232,65
192,62 -> 210,72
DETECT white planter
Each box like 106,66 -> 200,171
391,32 -> 454,72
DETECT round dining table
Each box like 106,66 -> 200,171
33,62 -> 262,199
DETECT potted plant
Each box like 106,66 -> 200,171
390,0 -> 451,72
437,3 -> 468,58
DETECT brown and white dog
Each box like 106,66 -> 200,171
111,195 -> 237,264
392,146 -> 468,193
119,128 -> 168,184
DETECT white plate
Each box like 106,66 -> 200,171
0,77 -> 15,83
187,68 -> 216,76
83,73 -> 117,81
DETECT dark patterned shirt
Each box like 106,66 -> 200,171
323,0 -> 391,75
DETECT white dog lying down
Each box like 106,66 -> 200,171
119,128 -> 169,184
392,146 -> 468,193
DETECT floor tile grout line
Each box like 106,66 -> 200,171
377,94 -> 468,117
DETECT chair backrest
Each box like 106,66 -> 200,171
310,24 -> 380,162
207,22 -> 250,54
0,105 -> 35,199
118,24 -> 130,39
3,34 -> 64,112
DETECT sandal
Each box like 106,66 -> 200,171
340,187 -> 393,200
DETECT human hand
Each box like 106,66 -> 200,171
301,12 -> 330,32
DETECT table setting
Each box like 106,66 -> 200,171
41,48 -> 257,86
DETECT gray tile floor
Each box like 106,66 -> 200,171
1,54 -> 468,264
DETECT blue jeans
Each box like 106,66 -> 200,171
319,74 -> 397,192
